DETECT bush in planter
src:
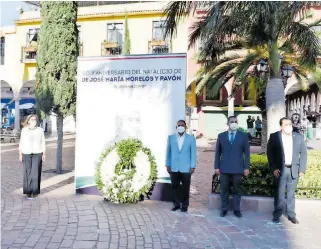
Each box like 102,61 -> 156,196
214,150 -> 321,199
241,154 -> 274,196
296,150 -> 321,198
242,151 -> 321,199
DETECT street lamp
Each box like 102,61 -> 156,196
281,65 -> 294,78
256,59 -> 268,73
281,65 -> 294,88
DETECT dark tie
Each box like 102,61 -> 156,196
230,133 -> 235,144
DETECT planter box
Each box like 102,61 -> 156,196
208,193 -> 321,214
102,42 -> 119,48
23,46 -> 37,52
149,40 -> 167,46
209,193 -> 274,213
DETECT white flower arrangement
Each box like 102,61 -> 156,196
96,138 -> 157,203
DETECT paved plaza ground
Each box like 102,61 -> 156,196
1,136 -> 321,249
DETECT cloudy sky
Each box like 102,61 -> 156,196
1,1 -> 37,27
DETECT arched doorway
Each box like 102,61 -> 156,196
1,80 -> 14,128
18,80 -> 37,127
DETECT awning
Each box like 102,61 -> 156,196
20,103 -> 35,109
1,98 -> 12,109
1,98 -> 36,109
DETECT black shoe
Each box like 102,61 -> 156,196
288,217 -> 299,224
181,207 -> 188,212
220,210 -> 227,217
171,206 -> 180,211
234,211 -> 242,218
273,216 -> 280,223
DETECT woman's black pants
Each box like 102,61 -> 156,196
23,153 -> 43,195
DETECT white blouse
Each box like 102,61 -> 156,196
19,127 -> 46,154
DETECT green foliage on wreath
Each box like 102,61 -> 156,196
95,138 -> 157,203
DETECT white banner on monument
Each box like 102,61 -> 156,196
75,54 -> 187,192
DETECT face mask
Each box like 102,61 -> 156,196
177,126 -> 185,133
284,126 -> 293,135
229,123 -> 238,131
29,121 -> 37,128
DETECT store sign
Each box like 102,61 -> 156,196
75,54 -> 187,195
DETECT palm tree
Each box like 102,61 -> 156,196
194,45 -> 311,152
164,1 -> 321,138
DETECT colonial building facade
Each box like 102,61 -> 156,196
1,2 -> 319,138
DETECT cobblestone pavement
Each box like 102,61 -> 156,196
2,138 -> 321,249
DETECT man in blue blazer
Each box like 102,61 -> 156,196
166,120 -> 197,212
215,116 -> 250,218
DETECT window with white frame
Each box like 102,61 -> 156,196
107,23 -> 124,44
152,21 -> 167,41
26,28 -> 40,44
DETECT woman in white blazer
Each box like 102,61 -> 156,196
19,114 -> 46,199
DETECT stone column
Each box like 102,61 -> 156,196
228,97 -> 235,117
14,97 -> 20,130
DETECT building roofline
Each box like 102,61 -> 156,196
17,1 -> 167,25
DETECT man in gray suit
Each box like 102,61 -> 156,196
267,117 -> 307,224
215,116 -> 250,218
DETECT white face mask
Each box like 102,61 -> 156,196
29,120 -> 37,128
284,126 -> 293,135
229,123 -> 238,131
177,126 -> 185,133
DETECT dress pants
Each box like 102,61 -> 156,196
23,153 -> 43,195
170,171 -> 191,209
273,167 -> 299,219
220,174 -> 243,212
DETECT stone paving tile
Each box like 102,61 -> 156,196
2,139 -> 321,249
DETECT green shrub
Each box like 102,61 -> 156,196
242,150 -> 321,199
296,150 -> 321,198
241,154 -> 274,196
214,150 -> 321,199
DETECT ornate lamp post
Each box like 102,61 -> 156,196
256,59 -> 268,77
281,65 -> 294,88
257,60 -> 294,89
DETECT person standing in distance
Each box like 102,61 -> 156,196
19,114 -> 46,199
247,115 -> 255,138
166,120 -> 197,212
267,117 -> 307,224
215,116 -> 250,218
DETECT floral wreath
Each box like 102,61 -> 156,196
95,138 -> 157,203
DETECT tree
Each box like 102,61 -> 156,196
123,13 -> 131,55
36,1 -> 78,174
195,44 -> 311,152
164,1 -> 321,138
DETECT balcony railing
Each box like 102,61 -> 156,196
21,46 -> 37,63
101,41 -> 123,56
148,40 -> 170,54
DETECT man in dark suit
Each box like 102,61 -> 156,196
215,116 -> 250,218
267,117 -> 307,224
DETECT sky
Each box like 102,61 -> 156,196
1,1 -> 37,27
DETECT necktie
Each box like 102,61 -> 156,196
230,133 -> 235,144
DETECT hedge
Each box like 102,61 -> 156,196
214,150 -> 321,199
